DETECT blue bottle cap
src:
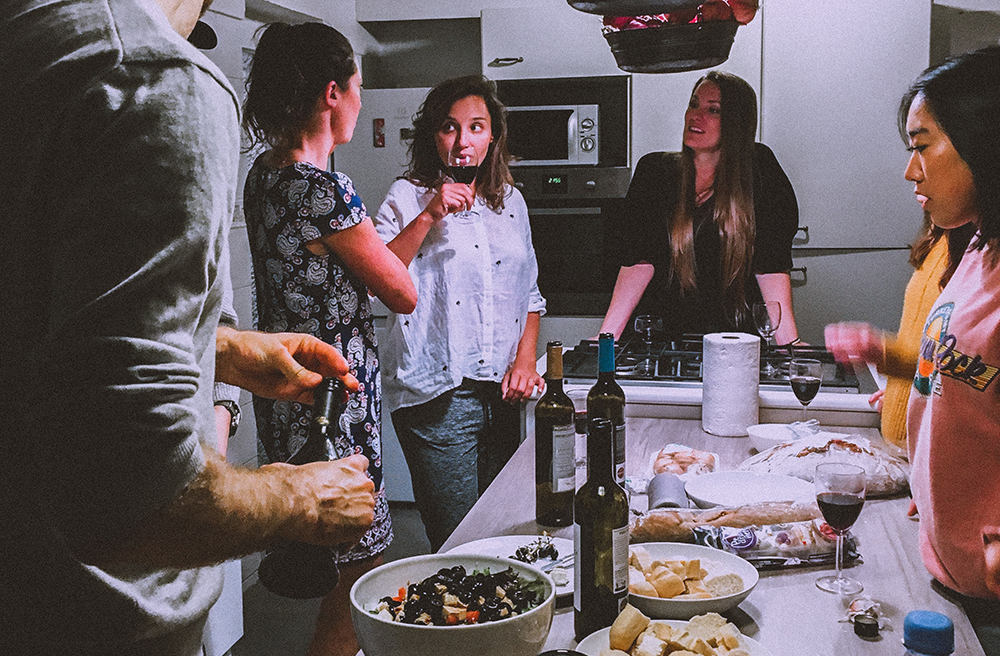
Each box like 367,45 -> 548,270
903,610 -> 954,655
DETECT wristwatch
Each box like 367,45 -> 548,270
214,400 -> 241,438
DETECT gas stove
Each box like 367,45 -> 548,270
561,335 -> 869,393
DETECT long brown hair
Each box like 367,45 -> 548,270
405,75 -> 514,212
909,220 -> 976,289
669,71 -> 758,324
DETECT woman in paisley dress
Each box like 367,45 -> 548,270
242,22 -> 416,656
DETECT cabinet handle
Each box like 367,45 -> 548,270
488,57 -> 524,67
790,266 -> 808,287
793,226 -> 809,245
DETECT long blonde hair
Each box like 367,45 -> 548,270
669,71 -> 758,325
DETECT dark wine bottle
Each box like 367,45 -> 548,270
258,377 -> 347,599
587,333 -> 627,485
535,341 -> 576,527
574,418 -> 630,642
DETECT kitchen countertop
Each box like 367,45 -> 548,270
442,417 -> 986,656
532,352 -> 881,428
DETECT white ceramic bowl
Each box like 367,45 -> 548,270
627,542 -> 759,620
685,471 -> 815,509
350,553 -> 556,656
746,423 -> 803,453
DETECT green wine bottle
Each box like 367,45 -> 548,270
587,333 -> 627,485
574,417 -> 630,641
535,341 -> 575,527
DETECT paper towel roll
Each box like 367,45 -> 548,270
702,332 -> 760,437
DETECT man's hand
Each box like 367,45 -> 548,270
271,454 -> 376,548
215,327 -> 359,403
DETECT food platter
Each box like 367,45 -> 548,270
447,535 -> 574,596
685,471 -> 814,509
576,621 -> 772,656
628,542 -> 759,619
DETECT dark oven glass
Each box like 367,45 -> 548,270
507,109 -> 573,162
529,199 -> 624,316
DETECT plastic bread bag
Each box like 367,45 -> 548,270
629,501 -> 822,544
692,518 -> 861,570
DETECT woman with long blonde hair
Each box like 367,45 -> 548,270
600,71 -> 800,344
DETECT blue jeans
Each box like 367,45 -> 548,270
391,379 -> 521,552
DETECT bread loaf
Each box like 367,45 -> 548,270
630,502 -> 821,543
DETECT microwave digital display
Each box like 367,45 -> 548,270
506,109 -> 573,162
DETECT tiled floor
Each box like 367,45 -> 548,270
231,503 -> 431,656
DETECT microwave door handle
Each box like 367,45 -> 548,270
567,113 -> 579,160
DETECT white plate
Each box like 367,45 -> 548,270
685,471 -> 814,509
447,535 -> 573,596
628,543 -> 759,619
576,620 -> 771,656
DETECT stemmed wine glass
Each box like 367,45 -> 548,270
753,301 -> 782,378
814,462 -> 866,594
447,151 -> 479,223
789,358 -> 822,422
633,315 -> 663,376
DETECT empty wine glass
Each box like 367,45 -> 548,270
633,315 -> 662,376
814,462 -> 866,594
447,151 -> 479,223
789,358 -> 822,422
753,301 -> 781,378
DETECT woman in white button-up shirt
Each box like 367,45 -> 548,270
373,75 -> 546,551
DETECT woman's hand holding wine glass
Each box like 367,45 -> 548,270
814,462 -> 866,595
446,151 -> 480,222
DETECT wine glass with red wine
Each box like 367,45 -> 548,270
447,151 -> 479,222
789,358 -> 822,422
814,462 -> 866,594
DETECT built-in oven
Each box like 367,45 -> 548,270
496,76 -> 632,317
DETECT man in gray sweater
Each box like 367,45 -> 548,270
0,1 -> 376,653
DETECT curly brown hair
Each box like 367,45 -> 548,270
404,75 -> 514,212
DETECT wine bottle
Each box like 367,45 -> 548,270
535,341 -> 576,527
258,377 -> 347,599
574,418 -> 630,641
588,333 -> 627,485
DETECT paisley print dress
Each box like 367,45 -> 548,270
244,157 -> 391,561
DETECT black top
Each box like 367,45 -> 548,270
613,143 -> 798,339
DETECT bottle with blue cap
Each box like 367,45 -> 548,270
903,610 -> 954,655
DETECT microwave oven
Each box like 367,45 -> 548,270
505,104 -> 599,167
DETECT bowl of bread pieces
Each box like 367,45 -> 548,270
577,604 -> 769,655
627,543 -> 758,620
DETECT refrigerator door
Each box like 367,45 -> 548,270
334,87 -> 431,215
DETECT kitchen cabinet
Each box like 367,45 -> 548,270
357,0 -> 481,21
760,0 -> 931,249
790,248 -> 915,346
481,5 -> 623,79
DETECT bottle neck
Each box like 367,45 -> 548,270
586,426 -> 614,483
598,335 -> 615,375
547,377 -> 564,394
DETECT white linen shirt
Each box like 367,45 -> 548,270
373,179 -> 546,411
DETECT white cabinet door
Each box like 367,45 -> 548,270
760,0 -> 931,249
790,249 -> 914,346
482,5 -> 623,79
357,0 -> 480,21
